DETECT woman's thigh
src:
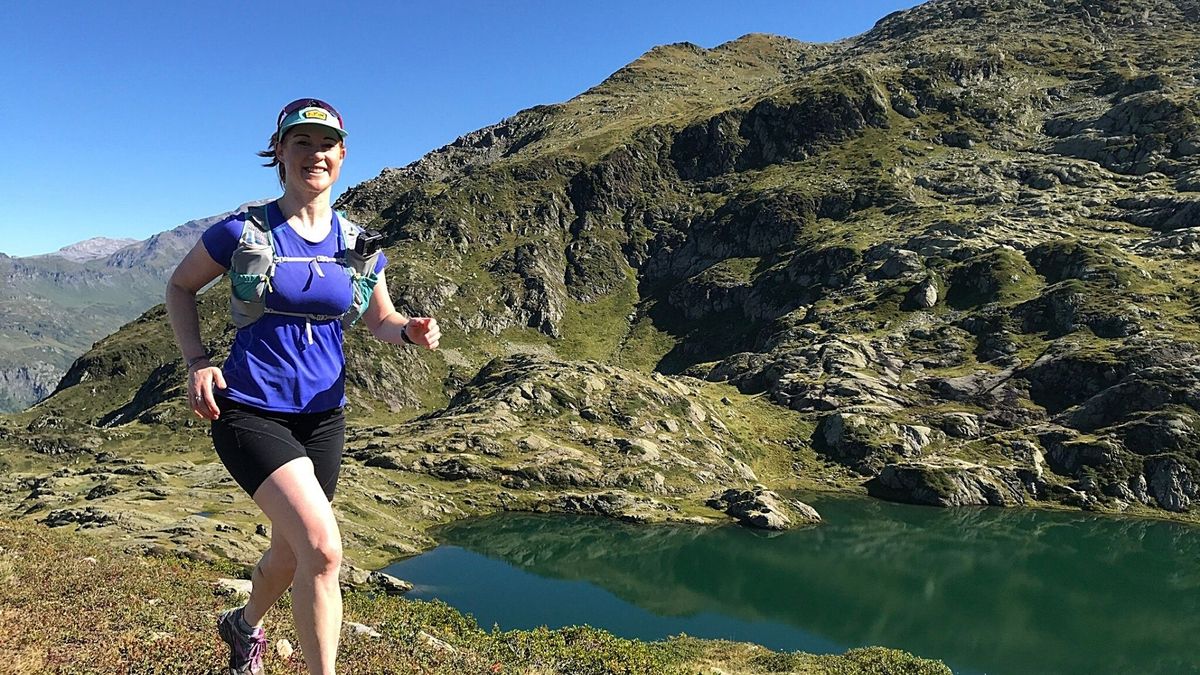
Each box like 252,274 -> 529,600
211,406 -> 308,499
252,457 -> 341,562
299,411 -> 345,502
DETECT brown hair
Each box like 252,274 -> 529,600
257,132 -> 285,186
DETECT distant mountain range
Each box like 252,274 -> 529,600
34,237 -> 140,263
0,206 -> 258,411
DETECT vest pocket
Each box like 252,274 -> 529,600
350,273 -> 380,317
229,239 -> 274,328
341,249 -> 380,327
229,272 -> 266,301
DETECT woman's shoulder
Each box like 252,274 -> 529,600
201,202 -> 268,267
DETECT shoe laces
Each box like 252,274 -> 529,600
237,626 -> 267,670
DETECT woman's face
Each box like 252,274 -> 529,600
278,124 -> 345,195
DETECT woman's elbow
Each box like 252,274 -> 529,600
164,278 -> 198,313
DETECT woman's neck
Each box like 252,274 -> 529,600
277,190 -> 332,229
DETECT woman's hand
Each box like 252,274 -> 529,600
404,317 -> 441,350
363,273 -> 441,349
189,364 -> 227,420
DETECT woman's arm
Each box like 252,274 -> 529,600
362,271 -> 441,349
165,241 -> 228,419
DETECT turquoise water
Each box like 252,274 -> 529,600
383,496 -> 1200,674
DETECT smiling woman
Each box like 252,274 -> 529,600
258,98 -> 347,191
163,97 -> 443,675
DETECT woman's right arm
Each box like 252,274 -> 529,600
166,240 -> 228,420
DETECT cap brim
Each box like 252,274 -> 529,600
279,121 -> 348,139
277,106 -> 347,139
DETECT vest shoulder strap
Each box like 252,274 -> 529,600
338,211 -> 360,252
239,203 -> 275,250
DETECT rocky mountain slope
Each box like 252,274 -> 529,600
2,0 -> 1199,571
0,209 -> 247,412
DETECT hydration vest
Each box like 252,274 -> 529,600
228,204 -> 381,340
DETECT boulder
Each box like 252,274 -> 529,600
214,578 -> 252,600
345,621 -> 383,638
367,570 -> 414,596
1119,413 -> 1199,455
706,487 -> 820,530
873,249 -> 923,279
813,412 -> 936,475
867,460 -> 1028,507
338,563 -> 416,595
902,276 -> 940,310
547,490 -> 667,521
938,412 -> 981,439
1145,456 -> 1198,512
40,506 -> 116,529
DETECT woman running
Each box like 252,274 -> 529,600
166,97 -> 440,675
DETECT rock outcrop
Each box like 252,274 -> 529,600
706,487 -> 821,530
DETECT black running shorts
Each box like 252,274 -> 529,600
210,396 -> 345,502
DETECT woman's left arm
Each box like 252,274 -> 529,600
363,271 -> 441,349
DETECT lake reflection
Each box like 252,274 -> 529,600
385,496 -> 1200,675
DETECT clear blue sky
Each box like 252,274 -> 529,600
1,1 -> 920,257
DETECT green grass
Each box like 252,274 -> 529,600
614,302 -> 680,372
557,273 -> 640,362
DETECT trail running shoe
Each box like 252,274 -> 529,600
217,607 -> 266,675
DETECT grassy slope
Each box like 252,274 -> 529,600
0,518 -> 949,674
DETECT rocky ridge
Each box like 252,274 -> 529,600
36,237 -> 140,262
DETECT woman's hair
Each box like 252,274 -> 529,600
257,132 -> 285,186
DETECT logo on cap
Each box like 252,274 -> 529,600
304,110 -> 329,121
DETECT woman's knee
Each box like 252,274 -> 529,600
296,535 -> 342,575
261,544 -> 298,577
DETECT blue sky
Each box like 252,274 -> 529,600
1,1 -> 920,257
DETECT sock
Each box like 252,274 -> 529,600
235,607 -> 260,635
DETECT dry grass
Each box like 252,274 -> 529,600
0,519 -> 948,674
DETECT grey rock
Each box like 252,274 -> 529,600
939,412 -> 981,439
367,571 -> 414,596
41,506 -> 116,529
339,562 -> 372,592
214,578 -> 252,600
345,621 -> 382,638
874,249 -> 923,279
902,276 -> 940,310
706,487 -> 820,530
814,412 -> 936,475
1146,456 -> 1197,512
868,460 -> 1028,507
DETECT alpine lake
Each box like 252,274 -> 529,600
383,494 -> 1200,675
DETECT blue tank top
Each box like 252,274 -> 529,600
202,201 -> 388,413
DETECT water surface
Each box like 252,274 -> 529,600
384,496 -> 1200,674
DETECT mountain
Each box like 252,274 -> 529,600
0,207 -> 254,412
36,237 -> 140,262
3,0 -> 1199,572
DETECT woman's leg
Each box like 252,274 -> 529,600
242,526 -> 297,627
253,457 -> 343,675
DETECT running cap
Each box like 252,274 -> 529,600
276,98 -> 347,140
